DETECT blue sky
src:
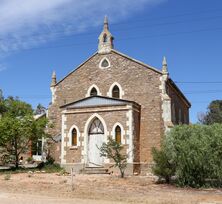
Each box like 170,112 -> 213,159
0,0 -> 222,123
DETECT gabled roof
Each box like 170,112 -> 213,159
60,95 -> 140,109
167,78 -> 191,108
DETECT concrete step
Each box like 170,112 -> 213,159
81,167 -> 110,174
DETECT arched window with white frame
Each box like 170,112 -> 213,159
112,123 -> 125,145
107,82 -> 124,99
99,57 -> 111,69
69,125 -> 80,147
71,128 -> 77,146
86,85 -> 101,97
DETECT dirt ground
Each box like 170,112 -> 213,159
0,173 -> 222,204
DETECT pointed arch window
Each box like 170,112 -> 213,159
71,128 -> 77,146
112,85 -> 120,98
89,118 -> 104,135
90,87 -> 97,96
115,126 -> 121,144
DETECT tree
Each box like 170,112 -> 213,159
0,96 -> 49,168
199,100 -> 222,125
0,89 -> 6,115
99,137 -> 127,178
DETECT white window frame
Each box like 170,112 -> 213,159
99,57 -> 111,69
107,82 -> 124,99
86,84 -> 102,97
68,125 -> 80,148
111,122 -> 125,145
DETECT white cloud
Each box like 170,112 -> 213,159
0,0 -> 165,55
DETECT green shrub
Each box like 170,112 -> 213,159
99,137 -> 127,178
45,155 -> 55,165
42,163 -> 63,173
26,157 -> 33,163
152,147 -> 175,184
152,124 -> 222,188
1,154 -> 16,165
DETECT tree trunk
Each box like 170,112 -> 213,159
120,169 -> 124,178
165,176 -> 170,184
14,137 -> 19,169
15,154 -> 19,169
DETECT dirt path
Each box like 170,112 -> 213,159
0,173 -> 222,204
0,192 -> 123,204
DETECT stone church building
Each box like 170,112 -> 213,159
48,17 -> 190,174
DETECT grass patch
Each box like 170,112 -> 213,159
0,163 -> 64,174
41,163 -> 63,173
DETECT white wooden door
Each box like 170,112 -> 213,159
88,134 -> 103,167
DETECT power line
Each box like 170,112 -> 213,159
175,81 -> 222,84
3,25 -> 222,54
112,8 -> 222,26
191,101 -> 211,104
2,13 -> 222,44
185,90 -> 222,94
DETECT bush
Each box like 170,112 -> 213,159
42,163 -> 63,173
45,155 -> 55,165
152,124 -> 222,188
26,157 -> 33,164
1,154 -> 16,165
152,146 -> 175,184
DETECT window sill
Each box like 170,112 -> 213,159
70,146 -> 78,150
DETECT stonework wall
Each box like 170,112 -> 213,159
62,106 -> 136,162
132,108 -> 141,173
48,140 -> 61,163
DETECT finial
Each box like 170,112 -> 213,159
162,56 -> 168,74
104,15 -> 109,30
51,71 -> 57,87
98,16 -> 114,54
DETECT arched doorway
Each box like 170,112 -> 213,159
88,118 -> 104,167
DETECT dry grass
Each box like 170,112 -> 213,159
0,173 -> 222,204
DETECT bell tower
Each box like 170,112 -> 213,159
98,16 -> 114,54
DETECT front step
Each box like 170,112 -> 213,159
81,167 -> 110,175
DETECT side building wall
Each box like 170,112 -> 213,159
166,81 -> 190,125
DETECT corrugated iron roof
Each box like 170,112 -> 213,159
60,96 -> 138,109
